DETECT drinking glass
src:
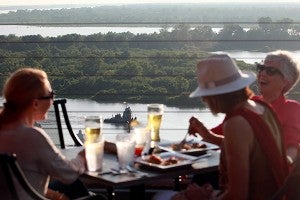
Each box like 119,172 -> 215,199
147,104 -> 164,142
133,127 -> 150,156
116,134 -> 135,171
85,137 -> 105,172
84,116 -> 103,143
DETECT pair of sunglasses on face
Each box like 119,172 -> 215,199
37,91 -> 55,100
256,64 -> 283,76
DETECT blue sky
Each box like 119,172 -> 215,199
1,0 -> 300,6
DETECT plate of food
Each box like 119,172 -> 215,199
135,152 -> 196,170
160,140 -> 219,156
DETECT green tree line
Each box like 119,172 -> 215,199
0,17 -> 300,107
2,3 -> 300,23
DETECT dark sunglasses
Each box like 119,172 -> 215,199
37,91 -> 55,100
256,64 -> 283,76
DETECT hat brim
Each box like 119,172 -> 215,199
189,71 -> 256,98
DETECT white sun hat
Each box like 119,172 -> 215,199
189,54 -> 256,98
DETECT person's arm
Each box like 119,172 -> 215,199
32,128 -> 85,184
276,100 -> 300,164
220,116 -> 252,200
189,116 -> 224,146
282,123 -> 300,164
286,146 -> 298,164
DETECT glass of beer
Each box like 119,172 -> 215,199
84,116 -> 102,144
147,104 -> 164,142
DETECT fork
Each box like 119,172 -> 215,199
174,132 -> 189,151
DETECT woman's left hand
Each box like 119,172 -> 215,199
184,183 -> 213,200
76,149 -> 86,165
46,188 -> 70,200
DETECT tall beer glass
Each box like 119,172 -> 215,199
84,116 -> 102,144
147,104 -> 164,142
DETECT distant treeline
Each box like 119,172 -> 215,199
1,3 -> 300,23
1,6 -> 300,106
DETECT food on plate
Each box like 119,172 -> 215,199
163,156 -> 179,166
147,154 -> 184,166
171,142 -> 207,151
148,154 -> 164,164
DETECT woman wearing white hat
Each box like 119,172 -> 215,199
153,54 -> 288,200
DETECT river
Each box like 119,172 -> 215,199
2,25 -> 300,64
0,25 -> 164,37
40,99 -> 224,146
0,25 -> 226,37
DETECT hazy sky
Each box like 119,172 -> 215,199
1,0 -> 300,6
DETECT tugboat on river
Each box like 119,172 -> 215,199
104,105 -> 136,124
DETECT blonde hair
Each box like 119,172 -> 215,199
0,68 -> 48,126
203,87 -> 254,114
264,50 -> 300,94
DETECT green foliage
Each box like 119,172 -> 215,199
2,4 -> 300,23
1,11 -> 300,106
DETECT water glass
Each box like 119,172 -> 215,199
133,127 -> 150,156
85,137 -> 105,172
84,116 -> 103,143
147,104 -> 164,142
116,134 -> 135,171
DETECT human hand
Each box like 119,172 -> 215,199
46,188 -> 70,200
76,149 -> 86,165
184,183 -> 213,200
188,116 -> 210,137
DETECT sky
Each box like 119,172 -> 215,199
1,0 -> 300,6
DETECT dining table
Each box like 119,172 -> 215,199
61,141 -> 220,200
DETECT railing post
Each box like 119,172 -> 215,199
53,99 -> 65,149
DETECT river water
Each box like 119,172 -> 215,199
0,25 -> 164,36
0,25 -> 225,37
41,99 -> 224,146
1,25 -> 300,64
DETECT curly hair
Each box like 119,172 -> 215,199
264,50 -> 300,94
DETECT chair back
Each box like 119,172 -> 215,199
272,157 -> 300,200
0,153 -> 48,200
53,98 -> 83,149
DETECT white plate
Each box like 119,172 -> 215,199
160,140 -> 219,156
135,152 -> 196,170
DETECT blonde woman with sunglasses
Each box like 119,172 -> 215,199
0,68 -> 106,200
